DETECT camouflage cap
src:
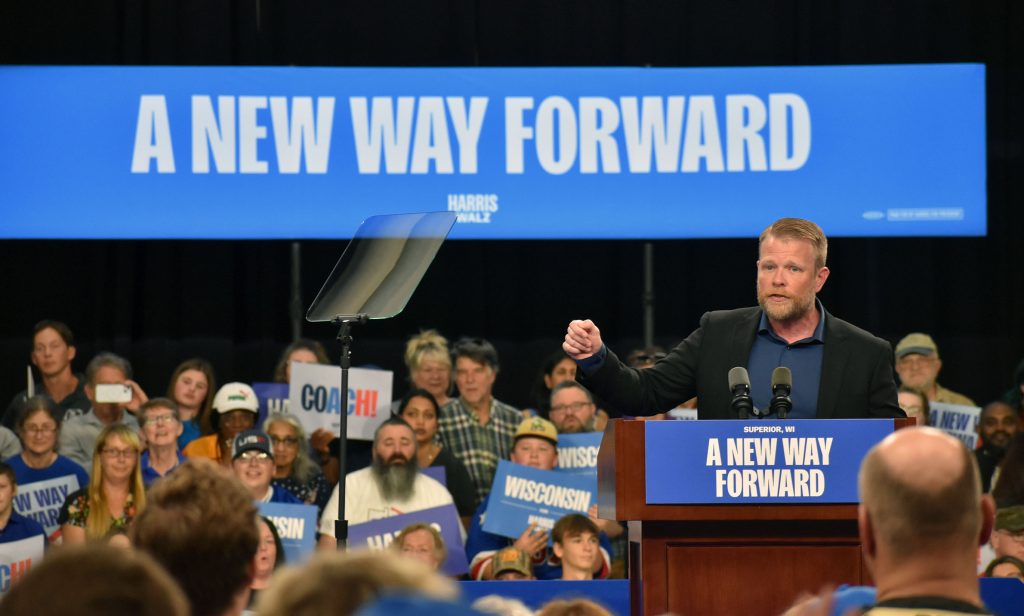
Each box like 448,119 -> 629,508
995,505 -> 1024,532
492,546 -> 532,578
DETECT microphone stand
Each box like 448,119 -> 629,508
333,313 -> 368,550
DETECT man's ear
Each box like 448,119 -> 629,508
979,494 -> 995,547
858,504 -> 876,561
552,541 -> 564,560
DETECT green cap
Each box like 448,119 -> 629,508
995,505 -> 1024,532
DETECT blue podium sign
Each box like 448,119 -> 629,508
645,420 -> 894,504
0,64 -> 984,239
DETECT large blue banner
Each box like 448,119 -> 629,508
0,65 -> 984,239
645,419 -> 895,504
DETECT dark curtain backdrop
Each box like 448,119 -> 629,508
1,1 -> 1021,409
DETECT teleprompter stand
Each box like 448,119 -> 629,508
305,212 -> 457,549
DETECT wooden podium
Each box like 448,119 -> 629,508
597,419 -> 912,615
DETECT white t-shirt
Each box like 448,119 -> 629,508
319,467 -> 464,538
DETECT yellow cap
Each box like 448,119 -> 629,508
514,417 -> 558,445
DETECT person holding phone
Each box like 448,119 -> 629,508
59,353 -> 146,470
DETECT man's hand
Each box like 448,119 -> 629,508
563,319 -> 603,360
513,522 -> 549,556
310,428 -> 336,458
124,379 -> 148,414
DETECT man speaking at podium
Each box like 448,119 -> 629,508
564,218 -> 903,420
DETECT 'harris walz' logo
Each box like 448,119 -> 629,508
448,194 -> 498,223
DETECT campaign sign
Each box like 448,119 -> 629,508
645,419 -> 894,504
0,535 -> 44,593
928,402 -> 981,449
348,505 -> 468,576
258,501 -> 318,565
288,362 -> 392,441
0,65 -> 984,240
253,381 -> 290,427
482,461 -> 597,540
422,465 -> 447,486
556,432 -> 603,476
12,474 -> 80,538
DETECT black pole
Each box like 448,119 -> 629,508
333,314 -> 367,549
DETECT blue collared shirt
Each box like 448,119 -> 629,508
0,511 -> 46,544
140,450 -> 186,487
747,299 -> 826,419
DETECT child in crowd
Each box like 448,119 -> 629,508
552,514 -> 600,581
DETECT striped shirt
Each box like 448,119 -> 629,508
437,397 -> 521,506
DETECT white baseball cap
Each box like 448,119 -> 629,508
212,382 -> 259,414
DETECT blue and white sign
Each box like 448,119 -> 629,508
288,362 -> 392,441
12,474 -> 80,539
252,382 -> 289,428
258,501 -> 318,565
0,65 -> 984,239
482,460 -> 597,540
645,420 -> 894,504
0,536 -> 45,593
556,432 -> 603,476
928,402 -> 981,449
348,504 -> 468,576
421,465 -> 447,486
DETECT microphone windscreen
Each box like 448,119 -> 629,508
771,366 -> 792,388
728,366 -> 750,391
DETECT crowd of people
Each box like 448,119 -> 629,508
0,316 -> 1022,615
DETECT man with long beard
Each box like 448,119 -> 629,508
318,417 -> 460,549
564,217 -> 903,419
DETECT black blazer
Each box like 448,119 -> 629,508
581,306 -> 903,420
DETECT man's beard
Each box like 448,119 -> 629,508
372,454 -> 418,501
757,284 -> 816,323
558,417 -> 595,434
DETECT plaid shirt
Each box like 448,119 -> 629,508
437,396 -> 521,506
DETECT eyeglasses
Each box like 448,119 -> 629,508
270,436 -> 299,447
25,425 -> 57,435
550,401 -> 593,414
101,448 -> 137,460
144,414 -> 178,426
238,450 -> 272,463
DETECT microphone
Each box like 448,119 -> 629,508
728,367 -> 754,420
770,366 -> 793,419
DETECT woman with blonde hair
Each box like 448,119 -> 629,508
59,424 -> 146,543
403,330 -> 452,407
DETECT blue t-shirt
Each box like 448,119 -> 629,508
0,511 -> 47,544
269,486 -> 303,504
177,419 -> 202,450
5,455 -> 89,491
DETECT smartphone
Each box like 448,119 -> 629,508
95,383 -> 133,404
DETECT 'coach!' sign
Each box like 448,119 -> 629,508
288,362 -> 392,441
645,420 -> 895,504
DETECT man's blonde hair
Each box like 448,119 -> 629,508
759,218 -> 828,270
256,551 -> 457,616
